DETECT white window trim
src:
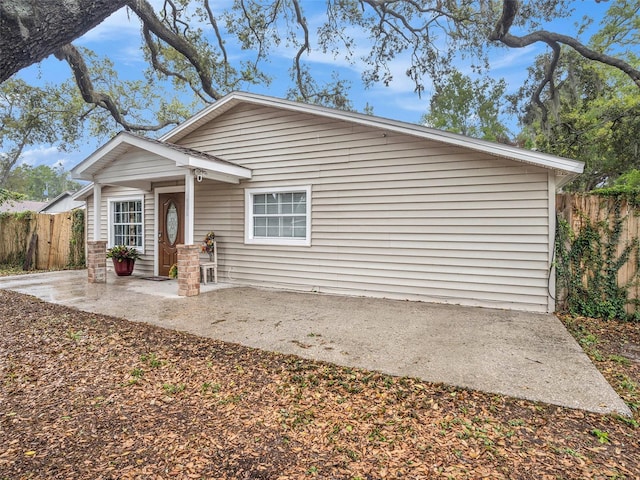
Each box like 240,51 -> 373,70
245,185 -> 312,247
107,196 -> 145,253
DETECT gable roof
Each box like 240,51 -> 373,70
71,131 -> 252,185
160,91 -> 584,182
39,191 -> 85,213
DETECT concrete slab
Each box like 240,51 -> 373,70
0,270 -> 631,416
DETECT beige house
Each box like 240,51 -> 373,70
72,91 -> 584,313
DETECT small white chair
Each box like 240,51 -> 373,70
200,241 -> 218,284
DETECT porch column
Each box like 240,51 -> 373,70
87,240 -> 107,283
177,244 -> 200,296
184,170 -> 195,245
92,182 -> 102,241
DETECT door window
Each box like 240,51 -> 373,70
166,201 -> 178,245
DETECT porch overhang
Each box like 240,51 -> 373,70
71,131 -> 252,188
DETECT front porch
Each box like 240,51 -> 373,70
70,131 -> 252,295
92,269 -> 233,298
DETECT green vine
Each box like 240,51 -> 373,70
556,196 -> 640,321
68,209 -> 85,267
592,188 -> 640,209
0,212 -> 33,267
592,169 -> 640,208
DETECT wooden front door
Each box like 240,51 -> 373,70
158,192 -> 185,276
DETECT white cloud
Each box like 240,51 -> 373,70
78,8 -> 142,44
72,7 -> 147,69
78,0 -> 234,46
491,44 -> 539,71
18,146 -> 75,169
116,45 -> 146,66
487,44 -> 544,93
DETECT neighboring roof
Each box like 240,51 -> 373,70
39,191 -> 85,213
71,131 -> 252,185
160,91 -> 584,179
72,183 -> 94,201
0,200 -> 47,214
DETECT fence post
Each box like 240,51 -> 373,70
554,193 -> 572,312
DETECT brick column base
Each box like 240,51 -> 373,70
87,240 -> 107,283
177,244 -> 200,297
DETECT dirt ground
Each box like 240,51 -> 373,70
1,289 -> 639,479
0,269 -> 628,415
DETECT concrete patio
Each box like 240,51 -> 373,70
0,269 -> 631,416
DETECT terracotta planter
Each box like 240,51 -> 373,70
112,258 -> 136,276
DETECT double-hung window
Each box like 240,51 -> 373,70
109,198 -> 144,250
245,186 -> 311,246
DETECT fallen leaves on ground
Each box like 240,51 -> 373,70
0,290 -> 638,479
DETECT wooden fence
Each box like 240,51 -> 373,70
0,211 -> 84,270
556,193 -> 640,318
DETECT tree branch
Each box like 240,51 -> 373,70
501,30 -> 640,88
142,26 -> 209,104
0,0 -> 127,83
531,42 -> 561,126
53,44 -> 173,132
125,0 -> 221,100
0,127 -> 32,186
161,0 -> 190,36
291,0 -> 312,101
488,0 -> 518,41
489,0 -> 640,88
203,0 -> 230,83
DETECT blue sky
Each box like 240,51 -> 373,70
14,1 -> 610,172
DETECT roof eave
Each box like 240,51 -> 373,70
177,155 -> 252,180
160,91 -> 584,175
71,131 -> 131,179
71,131 -> 252,185
72,183 -> 94,200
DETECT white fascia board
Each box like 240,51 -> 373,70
159,95 -> 238,142
177,156 -> 252,179
73,130 -> 252,186
105,133 -> 192,165
161,92 -> 585,175
204,171 -> 243,184
556,172 -> 580,190
438,135 -> 585,174
72,183 -> 94,200
71,132 -> 190,179
71,132 -> 131,179
251,94 -> 585,173
314,112 -> 586,174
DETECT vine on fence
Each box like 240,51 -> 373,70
0,212 -> 33,266
68,209 -> 85,267
556,195 -> 640,321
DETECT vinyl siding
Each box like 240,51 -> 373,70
97,150 -> 184,184
86,185 -> 155,277
183,104 -> 553,312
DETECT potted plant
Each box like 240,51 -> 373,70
106,245 -> 141,276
